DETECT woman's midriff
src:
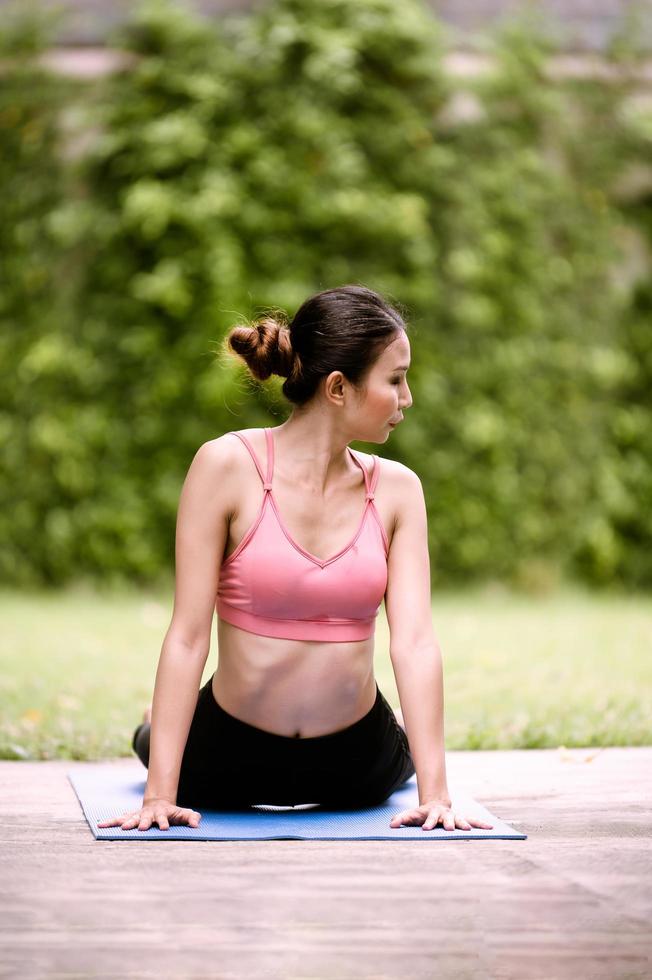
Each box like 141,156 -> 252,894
212,616 -> 377,739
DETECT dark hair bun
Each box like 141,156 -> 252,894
226,315 -> 296,381
223,285 -> 406,407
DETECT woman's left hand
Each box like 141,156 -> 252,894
389,797 -> 494,832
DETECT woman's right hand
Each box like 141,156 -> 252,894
97,797 -> 202,831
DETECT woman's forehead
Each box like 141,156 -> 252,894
377,333 -> 411,368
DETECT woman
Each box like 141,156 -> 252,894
99,285 -> 492,833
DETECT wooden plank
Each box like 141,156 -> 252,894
1,748 -> 651,979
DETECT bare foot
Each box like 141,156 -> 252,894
142,704 -> 152,724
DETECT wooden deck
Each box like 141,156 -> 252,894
1,746 -> 650,979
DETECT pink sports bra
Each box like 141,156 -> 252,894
216,428 -> 389,642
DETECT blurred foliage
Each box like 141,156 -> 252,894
416,13 -> 640,590
1,0 -> 651,590
0,3 -> 80,586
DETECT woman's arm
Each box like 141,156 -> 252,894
383,464 -> 450,805
143,638 -> 211,804
144,437 -> 235,804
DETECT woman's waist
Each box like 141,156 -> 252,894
211,649 -> 376,739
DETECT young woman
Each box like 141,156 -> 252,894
99,285 -> 492,833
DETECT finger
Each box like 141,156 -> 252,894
391,809 -> 421,827
466,816 -> 493,829
116,811 -> 140,829
421,810 -> 442,831
443,811 -> 456,831
157,813 -> 170,831
421,819 -> 439,831
99,811 -> 132,827
137,817 -> 153,831
390,810 -> 415,826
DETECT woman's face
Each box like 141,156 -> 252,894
354,331 -> 413,442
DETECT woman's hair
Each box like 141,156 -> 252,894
225,284 -> 408,407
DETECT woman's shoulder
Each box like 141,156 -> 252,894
353,453 -> 420,528
197,429 -> 270,479
201,427 -> 267,449
362,451 -> 418,485
191,432 -> 249,475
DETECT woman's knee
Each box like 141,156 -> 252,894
132,722 -> 150,767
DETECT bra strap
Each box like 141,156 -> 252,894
349,448 -> 376,501
230,431 -> 270,490
263,428 -> 274,490
369,455 -> 380,499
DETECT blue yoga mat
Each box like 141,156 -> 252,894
68,765 -> 527,841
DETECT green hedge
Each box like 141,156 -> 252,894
0,8 -> 80,585
1,0 -> 651,590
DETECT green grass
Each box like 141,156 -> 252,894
1,582 -> 650,760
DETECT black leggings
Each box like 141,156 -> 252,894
132,673 -> 416,810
